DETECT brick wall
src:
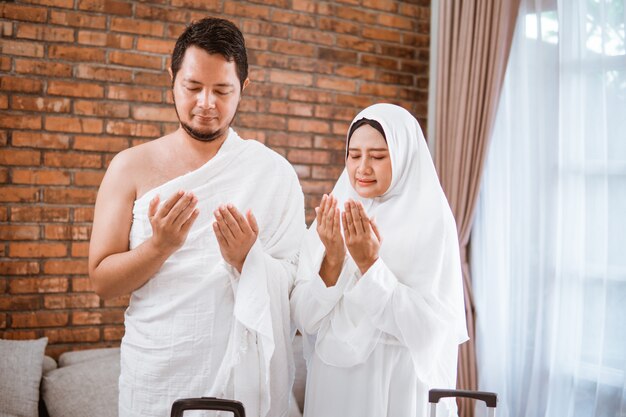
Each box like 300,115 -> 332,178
0,0 -> 430,357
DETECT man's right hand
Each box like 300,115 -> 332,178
148,190 -> 199,254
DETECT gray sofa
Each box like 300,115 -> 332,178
0,337 -> 306,417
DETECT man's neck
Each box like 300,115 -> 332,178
175,127 -> 229,167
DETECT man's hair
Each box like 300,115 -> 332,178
170,17 -> 248,89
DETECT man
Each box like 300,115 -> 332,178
89,18 -> 305,417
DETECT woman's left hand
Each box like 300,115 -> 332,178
342,199 -> 382,274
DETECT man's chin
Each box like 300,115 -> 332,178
181,123 -> 226,142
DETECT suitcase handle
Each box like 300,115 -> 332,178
170,397 -> 246,417
429,389 -> 497,408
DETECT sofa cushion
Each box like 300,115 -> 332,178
58,347 -> 119,368
0,337 -> 48,417
42,349 -> 120,417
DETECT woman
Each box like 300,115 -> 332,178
290,103 -> 468,417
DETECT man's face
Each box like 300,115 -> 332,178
172,46 -> 248,142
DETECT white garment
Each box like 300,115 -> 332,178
290,104 -> 468,417
120,129 -> 305,417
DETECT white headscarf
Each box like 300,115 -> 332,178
337,104 -> 466,337
296,103 -> 468,383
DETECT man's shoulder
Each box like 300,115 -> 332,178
241,138 -> 294,174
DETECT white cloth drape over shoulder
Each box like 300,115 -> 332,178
120,129 -> 305,417
291,104 -> 468,417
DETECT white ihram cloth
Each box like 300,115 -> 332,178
290,104 -> 469,417
120,128 -> 305,417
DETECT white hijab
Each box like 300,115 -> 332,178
299,103 -> 468,374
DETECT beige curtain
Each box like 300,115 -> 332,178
434,1 -> 520,416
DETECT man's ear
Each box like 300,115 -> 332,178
241,78 -> 250,93
168,67 -> 174,83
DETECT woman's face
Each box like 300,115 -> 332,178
346,124 -> 392,198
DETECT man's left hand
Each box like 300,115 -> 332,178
213,204 -> 259,273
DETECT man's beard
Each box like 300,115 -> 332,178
173,97 -> 237,143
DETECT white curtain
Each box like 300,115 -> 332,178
471,0 -> 626,416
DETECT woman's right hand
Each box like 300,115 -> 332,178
316,194 -> 346,265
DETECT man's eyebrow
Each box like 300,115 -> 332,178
182,79 -> 234,88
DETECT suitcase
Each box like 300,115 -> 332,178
170,397 -> 246,417
171,389 -> 498,417
429,389 -> 498,417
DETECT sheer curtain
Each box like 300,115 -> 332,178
471,1 -> 626,417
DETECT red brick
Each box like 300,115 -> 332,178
287,149 -> 332,165
43,188 -> 97,204
44,152 -> 101,169
12,311 -> 69,328
332,5 -> 378,24
248,51 -> 289,69
76,31 -> 134,49
71,276 -> 92,291
0,39 -> 44,57
315,135 -> 347,150
71,242 -> 90,258
43,259 -> 88,275
246,35 -> 269,51
12,169 -> 71,185
362,0 -> 397,12
45,116 -> 103,134
318,48 -> 357,64
135,4 -> 187,23
9,277 -> 68,294
243,21 -> 289,38
11,96 -> 71,113
223,2 -> 269,18
49,10 -> 106,29
332,121 -> 350,135
291,27 -> 334,46
0,314 -> 5,329
316,76 -> 357,93
268,70 -> 313,86
74,64 -> 133,83
74,101 -> 129,118
170,0 -> 219,10
379,71 -> 415,86
105,121 -> 161,137
377,14 -> 415,30
270,40 -> 315,57
288,88 -> 333,104
0,149 -> 41,166
44,225 -> 90,241
271,10 -> 316,28
335,94 -> 373,108
362,26 -> 402,43
73,136 -> 129,152
0,330 -> 39,339
314,105 -> 356,121
72,310 -> 124,325
73,170 -> 105,186
21,0 -> 74,7
237,114 -> 287,130
266,132 -> 312,148
165,23 -> 186,39
48,81 -> 104,98
103,325 -> 125,341
361,82 -> 402,98
0,4 -> 47,23
1,76 -> 42,93
361,54 -> 399,70
0,225 -> 39,240
312,165 -> 344,180
14,59 -> 72,77
103,294 -> 129,307
107,85 -> 162,102
318,17 -> 360,35
288,118 -> 331,134
136,38 -> 174,55
131,106 -> 178,122
10,207 -> 70,222
0,187 -> 38,203
287,57 -> 334,74
77,0 -> 132,15
12,132 -> 70,149
49,45 -> 105,62
16,23 -> 75,42
300,179 -> 335,194
110,17 -> 163,36
134,71 -> 170,87
0,295 -> 41,310
73,207 -> 94,222
44,327 -> 100,343
263,101 -> 314,117
0,261 -> 39,275
10,242 -> 67,258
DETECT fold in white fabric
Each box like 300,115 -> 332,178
120,128 -> 305,417
291,104 -> 468,417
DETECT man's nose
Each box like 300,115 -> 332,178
197,91 -> 216,108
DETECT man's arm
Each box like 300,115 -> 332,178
88,152 -> 198,299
